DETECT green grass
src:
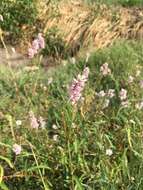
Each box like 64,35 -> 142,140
0,40 -> 143,189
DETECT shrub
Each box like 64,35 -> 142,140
0,0 -> 38,44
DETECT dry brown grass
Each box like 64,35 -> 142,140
19,0 -> 143,54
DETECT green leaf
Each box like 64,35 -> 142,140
0,156 -> 14,169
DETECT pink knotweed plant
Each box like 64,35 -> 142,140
29,111 -> 39,129
69,67 -> 89,105
28,33 -> 45,58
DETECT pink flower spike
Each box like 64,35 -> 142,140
38,33 -> 45,49
32,39 -> 39,53
69,67 -> 89,105
12,144 -> 22,155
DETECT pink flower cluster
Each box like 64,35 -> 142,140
29,111 -> 46,129
69,67 -> 89,105
100,63 -> 111,76
119,89 -> 129,108
28,33 -> 45,58
97,89 -> 115,109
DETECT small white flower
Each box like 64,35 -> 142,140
98,90 -> 106,97
52,124 -> 58,130
48,77 -> 53,85
16,120 -> 22,126
12,144 -> 22,155
39,116 -> 46,129
53,134 -> 58,141
119,89 -> 127,101
121,100 -> 130,108
71,57 -> 76,64
71,123 -> 76,128
107,89 -> 115,98
128,76 -> 134,83
106,149 -> 113,156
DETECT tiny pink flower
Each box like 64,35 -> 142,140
12,144 -> 22,155
119,89 -> 127,101
32,39 -> 39,53
100,63 -> 111,76
107,89 -> 115,98
29,111 -> 39,129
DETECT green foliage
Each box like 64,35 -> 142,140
0,0 -> 37,44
